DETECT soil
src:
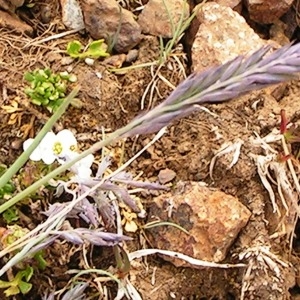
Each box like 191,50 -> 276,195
1,1 -> 300,300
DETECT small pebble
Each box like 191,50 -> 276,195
61,57 -> 74,66
85,58 -> 95,66
104,54 -> 126,68
158,168 -> 176,184
126,49 -> 139,63
11,138 -> 23,150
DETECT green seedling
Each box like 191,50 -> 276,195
0,165 -> 18,225
67,40 -> 110,59
0,165 -> 15,206
33,251 -> 47,270
1,225 -> 30,248
279,109 -> 300,160
0,224 -> 47,272
0,182 -> 15,200
0,266 -> 33,296
113,245 -> 131,278
24,68 -> 78,113
3,207 -> 19,224
2,224 -> 47,271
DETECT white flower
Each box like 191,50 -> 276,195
66,152 -> 94,179
24,129 -> 94,180
23,129 -> 77,164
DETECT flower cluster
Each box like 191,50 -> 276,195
23,129 -> 94,179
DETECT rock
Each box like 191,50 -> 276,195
9,0 -> 23,7
0,10 -> 33,36
125,49 -> 139,63
191,2 -> 269,73
158,168 -> 176,184
0,0 -> 24,12
269,20 -> 290,46
80,0 -> 141,53
213,0 -> 242,13
281,7 -> 298,39
0,0 -> 15,12
138,0 -> 189,38
103,54 -> 127,68
60,0 -> 85,30
245,0 -> 294,24
147,181 -> 251,266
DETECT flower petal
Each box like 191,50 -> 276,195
56,129 -> 77,155
78,154 -> 94,169
76,167 -> 92,179
39,132 -> 56,152
23,138 -> 33,151
64,152 -> 94,179
39,132 -> 57,164
23,139 -> 42,161
42,151 -> 56,165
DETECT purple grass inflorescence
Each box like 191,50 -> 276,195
125,43 -> 300,136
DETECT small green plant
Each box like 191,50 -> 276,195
0,182 -> 15,201
3,207 -> 19,224
24,69 -> 77,112
0,165 -> 15,206
280,109 -> 300,144
67,40 -> 110,59
33,251 -> 47,270
278,109 -> 300,161
0,266 -> 33,296
0,224 -> 47,295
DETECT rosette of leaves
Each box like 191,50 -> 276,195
24,69 -> 77,112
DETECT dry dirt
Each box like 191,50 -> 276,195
1,1 -> 300,300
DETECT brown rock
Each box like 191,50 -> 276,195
245,0 -> 293,24
9,0 -> 23,7
0,0 -> 23,12
0,10 -> 33,36
138,0 -> 189,38
80,0 -> 141,53
191,2 -> 269,73
214,0 -> 242,13
103,54 -> 127,68
147,181 -> 251,266
0,0 -> 12,11
269,20 -> 290,46
191,2 -> 286,98
281,7 -> 298,39
158,168 -> 176,184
